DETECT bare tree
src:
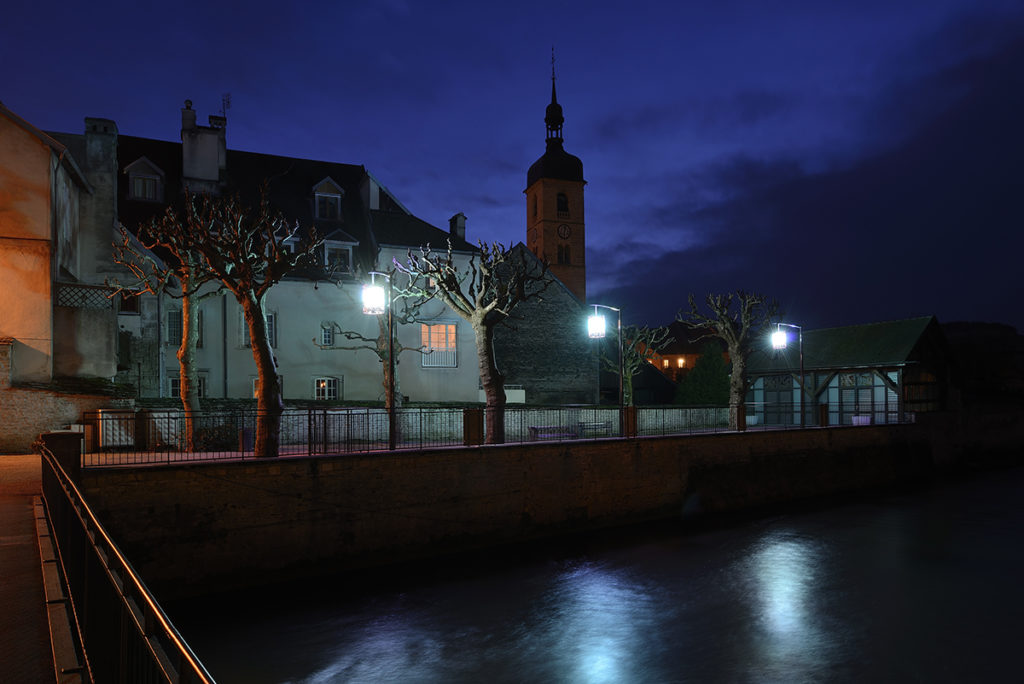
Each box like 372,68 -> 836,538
678,291 -> 779,430
600,325 -> 671,406
111,226 -> 223,449
313,267 -> 431,409
394,241 -> 550,443
118,190 -> 322,458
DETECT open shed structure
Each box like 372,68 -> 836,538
746,316 -> 955,427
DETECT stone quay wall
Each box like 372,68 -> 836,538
73,409 -> 1019,599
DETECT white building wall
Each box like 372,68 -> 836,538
156,247 -> 482,403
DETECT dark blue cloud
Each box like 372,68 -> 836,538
593,18 -> 1024,330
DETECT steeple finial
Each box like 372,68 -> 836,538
545,47 -> 564,144
550,46 -> 558,103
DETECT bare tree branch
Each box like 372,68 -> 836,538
114,187 -> 323,457
600,324 -> 671,406
394,240 -> 551,443
678,291 -> 780,429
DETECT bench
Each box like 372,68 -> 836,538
528,425 -> 577,441
577,420 -> 612,437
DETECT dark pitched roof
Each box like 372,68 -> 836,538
111,134 -> 463,271
115,135 -> 182,231
509,241 -> 583,306
748,316 -> 942,373
371,210 -> 475,253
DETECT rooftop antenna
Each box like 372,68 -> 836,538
551,45 -> 556,83
220,93 -> 232,117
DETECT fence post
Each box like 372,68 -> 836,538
623,406 -> 637,438
39,431 -> 84,483
463,408 -> 484,446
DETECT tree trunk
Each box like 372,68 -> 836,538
729,351 -> 748,431
243,297 -> 283,458
177,291 -> 202,450
475,319 -> 506,444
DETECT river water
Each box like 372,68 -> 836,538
171,465 -> 1024,683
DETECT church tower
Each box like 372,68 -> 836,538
525,65 -> 586,302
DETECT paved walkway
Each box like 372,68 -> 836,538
0,453 -> 53,684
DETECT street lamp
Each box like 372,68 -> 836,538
588,304 -> 624,434
363,271 -> 396,450
772,322 -> 804,427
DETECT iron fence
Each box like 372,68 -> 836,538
77,401 -> 915,467
38,444 -> 216,683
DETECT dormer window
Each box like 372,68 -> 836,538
316,193 -> 341,219
125,156 -> 165,203
132,176 -> 159,200
313,177 -> 344,220
323,241 -> 352,273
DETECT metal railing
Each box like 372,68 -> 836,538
38,444 -> 216,683
77,401 -> 915,467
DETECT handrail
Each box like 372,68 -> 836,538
38,443 -> 216,683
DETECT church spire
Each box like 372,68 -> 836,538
545,46 -> 564,144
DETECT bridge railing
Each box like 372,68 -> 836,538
38,441 -> 217,684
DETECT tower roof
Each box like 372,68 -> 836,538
526,77 -> 583,188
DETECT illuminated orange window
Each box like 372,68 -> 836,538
677,358 -> 685,368
421,323 -> 457,367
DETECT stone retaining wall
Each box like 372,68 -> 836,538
71,412 -> 998,600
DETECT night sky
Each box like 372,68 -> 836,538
4,1 -> 1023,331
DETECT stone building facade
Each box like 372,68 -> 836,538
1,79 -> 601,449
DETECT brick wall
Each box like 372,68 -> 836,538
0,340 -> 130,453
495,278 -> 598,405
0,338 -> 11,391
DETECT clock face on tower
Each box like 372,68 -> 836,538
557,224 -> 571,239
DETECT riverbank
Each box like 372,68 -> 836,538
170,462 -> 1024,684
68,407 -> 1023,600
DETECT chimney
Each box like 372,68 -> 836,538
181,99 -> 227,192
449,212 -> 467,240
83,117 -> 118,170
181,99 -> 196,130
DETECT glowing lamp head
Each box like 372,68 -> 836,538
362,283 -> 387,315
588,313 -> 607,338
771,329 -> 788,350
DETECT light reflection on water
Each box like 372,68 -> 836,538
286,561 -> 666,684
740,532 -> 833,682
174,467 -> 1024,683
526,561 -> 660,684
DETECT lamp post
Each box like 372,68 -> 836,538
363,271 -> 396,450
772,322 -> 804,427
588,304 -> 623,434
